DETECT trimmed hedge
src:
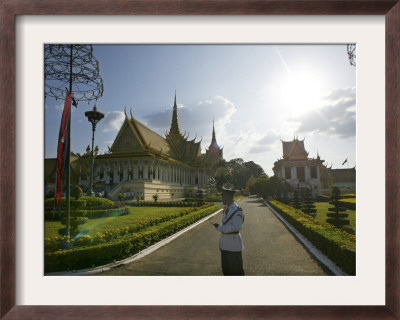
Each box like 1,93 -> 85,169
268,200 -> 356,275
45,204 -> 220,273
82,196 -> 114,208
340,199 -> 356,211
125,201 -> 204,207
45,205 -> 215,252
44,198 -> 86,210
45,196 -> 114,210
45,209 -> 89,221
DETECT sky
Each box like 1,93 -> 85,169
44,44 -> 356,176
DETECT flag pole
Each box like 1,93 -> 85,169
65,44 -> 73,237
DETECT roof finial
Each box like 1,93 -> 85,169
169,91 -> 181,135
211,117 -> 216,143
174,90 -> 177,107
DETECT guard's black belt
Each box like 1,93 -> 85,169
224,231 -> 239,234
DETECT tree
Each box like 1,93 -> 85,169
326,186 -> 349,228
245,176 -> 258,195
209,158 -> 265,192
320,164 -> 334,189
281,191 -> 290,204
135,193 -> 141,204
347,44 -> 356,66
252,174 -> 270,199
208,159 -> 232,192
292,189 -> 301,209
229,158 -> 248,190
152,194 -> 159,203
244,161 -> 264,179
229,159 -> 265,190
71,184 -> 83,200
301,189 -> 317,217
251,175 -> 291,200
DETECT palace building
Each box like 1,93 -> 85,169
45,94 -> 223,201
327,167 -> 356,192
273,137 -> 324,196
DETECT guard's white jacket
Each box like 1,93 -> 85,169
217,202 -> 244,252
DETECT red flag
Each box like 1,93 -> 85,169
54,91 -> 72,212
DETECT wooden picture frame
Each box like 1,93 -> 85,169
1,1 -> 399,319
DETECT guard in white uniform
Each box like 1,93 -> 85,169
213,186 -> 244,276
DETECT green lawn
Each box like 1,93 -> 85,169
313,202 -> 356,235
45,206 -> 189,238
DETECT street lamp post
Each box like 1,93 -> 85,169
85,105 -> 104,196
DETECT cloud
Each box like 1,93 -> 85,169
55,104 -> 64,111
143,96 -> 237,140
247,131 -> 280,154
288,87 -> 356,139
102,111 -> 125,132
54,103 -> 77,113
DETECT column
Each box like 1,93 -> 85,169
305,166 -> 310,181
123,166 -> 128,181
143,162 -> 148,179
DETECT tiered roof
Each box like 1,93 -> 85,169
165,92 -> 202,162
109,93 -> 205,165
205,119 -> 223,162
281,137 -> 309,160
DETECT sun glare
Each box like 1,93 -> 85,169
280,72 -> 326,115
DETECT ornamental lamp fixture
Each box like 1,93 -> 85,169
85,105 -> 104,196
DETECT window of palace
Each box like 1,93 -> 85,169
297,167 -> 305,182
285,167 -> 291,179
310,166 -> 317,179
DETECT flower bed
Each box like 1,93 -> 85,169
268,200 -> 356,275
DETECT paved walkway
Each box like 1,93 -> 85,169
99,196 -> 329,276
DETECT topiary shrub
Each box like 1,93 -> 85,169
301,189 -> 317,217
291,190 -> 301,209
152,194 -> 159,203
326,187 -> 349,229
44,198 -> 86,210
59,210 -> 88,236
71,185 -> 83,200
81,196 -> 114,209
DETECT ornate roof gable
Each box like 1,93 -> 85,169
110,111 -> 172,157
282,138 -> 308,160
108,95 -> 205,164
165,93 -> 202,162
110,114 -> 144,154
